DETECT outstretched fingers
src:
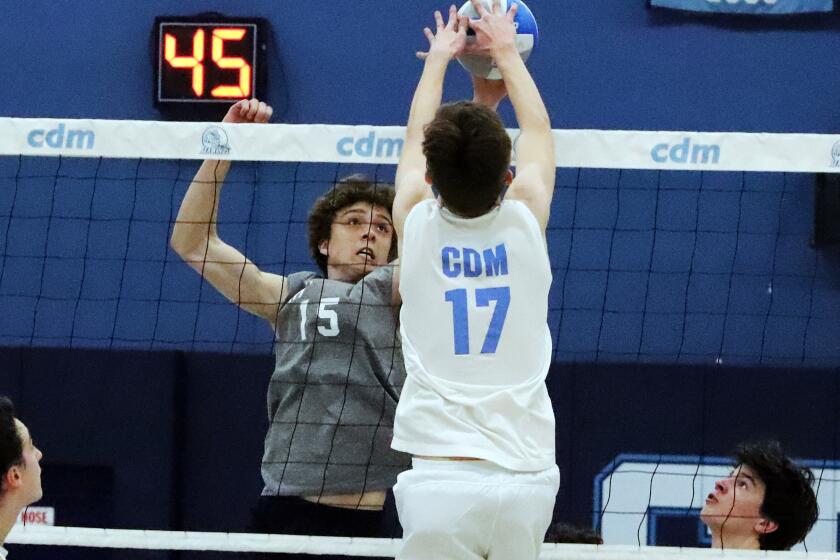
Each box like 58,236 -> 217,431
507,2 -> 518,21
446,5 -> 458,30
434,9 -> 445,30
458,15 -> 469,35
470,0 -> 489,17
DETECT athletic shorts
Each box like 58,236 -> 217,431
394,458 -> 560,560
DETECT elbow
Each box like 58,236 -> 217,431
170,225 -> 207,261
533,113 -> 552,132
170,225 -> 189,257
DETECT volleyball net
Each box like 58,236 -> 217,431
1,118 -> 839,558
2,118 -> 839,363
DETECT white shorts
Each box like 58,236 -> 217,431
394,458 -> 560,560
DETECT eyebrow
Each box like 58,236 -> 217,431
730,469 -> 756,485
338,208 -> 393,225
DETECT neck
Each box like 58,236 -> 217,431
326,266 -> 365,284
710,527 -> 760,550
0,499 -> 20,548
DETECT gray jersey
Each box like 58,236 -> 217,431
262,264 -> 409,497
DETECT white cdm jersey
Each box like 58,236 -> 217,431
392,199 -> 555,472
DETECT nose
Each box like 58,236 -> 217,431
35,447 -> 43,461
715,479 -> 727,494
362,225 -> 376,241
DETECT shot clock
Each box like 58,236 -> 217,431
154,15 -> 268,118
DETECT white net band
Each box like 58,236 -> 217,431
7,526 -> 840,559
2,117 -> 840,172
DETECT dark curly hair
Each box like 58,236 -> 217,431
0,395 -> 23,496
307,175 -> 396,275
423,101 -> 511,218
735,441 -> 818,550
544,522 -> 603,544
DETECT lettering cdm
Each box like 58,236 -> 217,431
27,123 -> 95,150
651,137 -> 720,165
337,132 -> 403,159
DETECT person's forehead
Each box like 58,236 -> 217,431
735,464 -> 764,488
14,419 -> 31,444
338,202 -> 392,220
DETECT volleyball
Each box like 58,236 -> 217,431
457,0 -> 539,80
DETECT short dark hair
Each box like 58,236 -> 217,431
544,522 -> 603,544
0,396 -> 23,495
423,101 -> 511,218
735,441 -> 818,550
307,175 -> 396,275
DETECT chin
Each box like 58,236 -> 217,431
28,490 -> 44,505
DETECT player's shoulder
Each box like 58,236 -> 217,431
282,270 -> 321,301
499,198 -> 542,229
407,197 -> 437,218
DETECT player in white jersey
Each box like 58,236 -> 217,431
0,396 -> 44,559
391,2 -> 559,558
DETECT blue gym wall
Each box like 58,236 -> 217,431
3,1 -> 840,131
1,0 -> 840,554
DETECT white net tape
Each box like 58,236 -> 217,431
2,117 -> 840,172
7,526 -> 840,558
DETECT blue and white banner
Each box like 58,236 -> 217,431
650,0 -> 833,14
3,117 -> 840,173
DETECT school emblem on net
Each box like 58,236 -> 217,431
201,126 -> 231,155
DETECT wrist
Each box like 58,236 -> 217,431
424,51 -> 454,67
473,96 -> 501,111
490,45 -> 521,68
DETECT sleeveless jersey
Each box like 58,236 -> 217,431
262,264 -> 410,496
392,199 -> 555,472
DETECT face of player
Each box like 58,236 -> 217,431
9,420 -> 44,506
700,464 -> 774,543
320,202 -> 394,282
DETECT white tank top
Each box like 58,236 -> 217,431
392,198 -> 555,472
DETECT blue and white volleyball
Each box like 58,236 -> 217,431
457,0 -> 539,80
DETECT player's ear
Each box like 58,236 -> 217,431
504,169 -> 513,185
424,171 -> 433,186
3,465 -> 22,490
319,240 -> 329,257
755,518 -> 779,536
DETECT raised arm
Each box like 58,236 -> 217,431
393,6 -> 469,248
471,73 -> 508,112
469,0 -> 555,231
170,99 -> 288,329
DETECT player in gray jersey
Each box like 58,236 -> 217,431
0,396 -> 44,559
171,99 -> 408,555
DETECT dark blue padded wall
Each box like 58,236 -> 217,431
1,1 -> 840,131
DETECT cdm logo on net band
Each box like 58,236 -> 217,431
27,123 -> 95,150
337,132 -> 404,159
651,137 -> 721,165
